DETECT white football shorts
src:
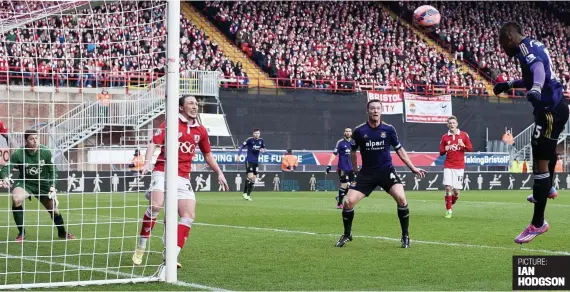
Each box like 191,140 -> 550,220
145,171 -> 195,200
443,168 -> 464,190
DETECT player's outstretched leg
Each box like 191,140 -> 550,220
11,187 -> 27,242
40,196 -> 75,240
389,184 -> 410,248
336,189 -> 365,247
133,190 -> 163,265
444,186 -> 453,218
515,172 -> 550,244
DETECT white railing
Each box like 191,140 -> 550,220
50,102 -> 102,146
512,118 -> 570,161
36,70 -> 219,156
108,77 -> 166,127
181,70 -> 219,97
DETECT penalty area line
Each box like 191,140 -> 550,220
194,222 -> 570,256
0,252 -> 232,291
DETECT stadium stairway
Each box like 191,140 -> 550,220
181,3 -> 274,89
382,5 -> 497,101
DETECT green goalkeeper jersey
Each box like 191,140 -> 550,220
0,145 -> 58,187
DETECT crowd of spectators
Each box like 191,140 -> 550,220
392,1 -> 570,95
0,1 -> 239,88
0,1 -> 87,27
3,1 -> 569,95
198,1 -> 487,94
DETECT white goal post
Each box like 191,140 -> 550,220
0,0 -> 181,288
164,0 -> 180,284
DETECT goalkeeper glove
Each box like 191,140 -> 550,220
493,81 -> 512,96
325,165 -> 331,174
526,84 -> 542,106
48,187 -> 59,208
2,177 -> 10,188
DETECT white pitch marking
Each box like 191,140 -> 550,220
0,253 -> 232,291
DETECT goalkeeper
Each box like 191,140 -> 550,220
0,129 -> 75,242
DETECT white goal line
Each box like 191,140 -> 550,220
0,252 -> 232,291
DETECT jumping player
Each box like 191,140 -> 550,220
336,100 -> 426,248
132,95 -> 229,267
0,129 -> 75,242
494,22 -> 569,244
439,116 -> 472,218
238,129 -> 266,201
326,127 -> 355,209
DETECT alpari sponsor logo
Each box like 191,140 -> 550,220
365,140 -> 385,150
465,154 -> 509,166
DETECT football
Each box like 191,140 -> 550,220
413,5 -> 441,33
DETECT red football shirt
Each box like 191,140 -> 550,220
152,114 -> 211,178
439,130 -> 472,169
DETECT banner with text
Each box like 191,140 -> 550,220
403,93 -> 452,123
433,152 -> 511,167
1,171 -> 566,193
366,91 -> 403,115
88,149 -> 510,167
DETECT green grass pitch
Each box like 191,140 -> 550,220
0,189 -> 568,291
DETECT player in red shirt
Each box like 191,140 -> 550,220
439,116 -> 472,218
132,95 -> 229,268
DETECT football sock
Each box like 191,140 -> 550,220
531,173 -> 550,228
397,205 -> 410,237
342,208 -> 354,236
177,217 -> 193,256
337,187 -> 347,204
548,157 -> 557,187
138,208 -> 158,248
247,178 -> 255,196
12,205 -> 24,235
242,179 -> 249,194
452,190 -> 459,205
48,211 -> 66,236
445,195 -> 452,210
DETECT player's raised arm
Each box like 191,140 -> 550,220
494,79 -> 527,96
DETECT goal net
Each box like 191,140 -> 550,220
0,0 -> 182,288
